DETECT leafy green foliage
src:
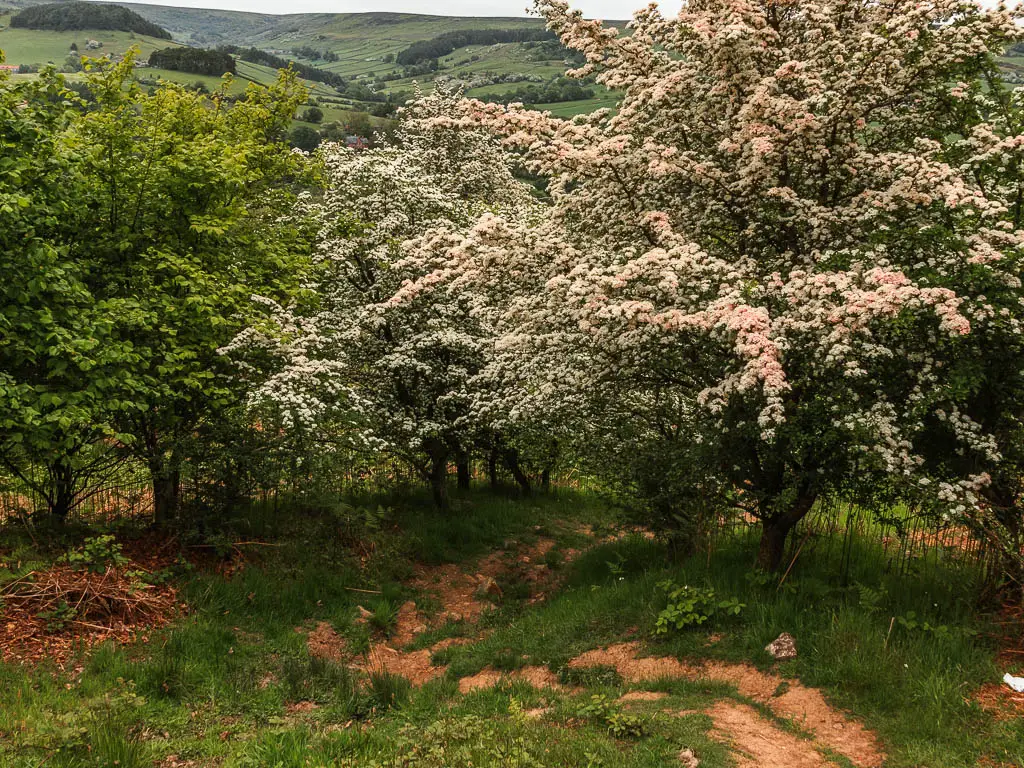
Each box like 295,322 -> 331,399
70,54 -> 313,521
574,695 -> 646,739
63,535 -> 127,573
36,600 -> 77,631
654,581 -> 745,634
349,706 -> 547,768
0,64 -> 139,518
605,712 -> 646,739
895,611 -> 979,640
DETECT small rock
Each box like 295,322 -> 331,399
475,576 -> 503,599
678,748 -> 700,767
765,632 -> 798,661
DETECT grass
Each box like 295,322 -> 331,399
0,17 -> 178,66
0,488 -> 1021,767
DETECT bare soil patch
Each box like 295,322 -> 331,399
708,701 -> 827,768
569,642 -> 884,768
353,538 -> 566,686
458,664 -> 563,693
618,690 -> 669,703
306,621 -> 346,662
974,681 -> 1024,720
285,700 -> 319,714
569,642 -> 695,681
364,644 -> 445,686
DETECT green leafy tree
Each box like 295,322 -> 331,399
289,125 -> 321,152
0,62 -> 137,518
69,54 -> 314,523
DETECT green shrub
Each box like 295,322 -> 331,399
654,580 -> 744,634
573,694 -> 646,740
605,712 -> 645,739
64,535 -> 127,573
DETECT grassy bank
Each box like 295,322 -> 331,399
0,489 -> 1020,767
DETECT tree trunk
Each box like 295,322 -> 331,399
151,459 -> 181,526
427,442 -> 450,510
756,493 -> 816,571
50,458 -> 75,520
488,447 -> 499,490
541,466 -> 552,493
502,448 -> 531,496
456,447 -> 471,490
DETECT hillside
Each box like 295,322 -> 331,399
0,15 -> 178,65
0,2 -> 622,138
10,2 -> 170,37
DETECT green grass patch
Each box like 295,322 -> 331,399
0,490 -> 1020,767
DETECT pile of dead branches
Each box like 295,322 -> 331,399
0,565 -> 179,664
2,565 -> 177,629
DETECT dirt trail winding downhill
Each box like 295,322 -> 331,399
306,531 -> 885,768
569,641 -> 885,768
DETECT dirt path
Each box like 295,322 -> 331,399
308,537 -> 565,685
305,531 -> 885,768
708,701 -> 828,768
569,641 -> 884,768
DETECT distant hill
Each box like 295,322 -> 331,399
10,2 -> 171,38
0,2 -> 625,124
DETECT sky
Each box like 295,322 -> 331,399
120,0 -> 641,21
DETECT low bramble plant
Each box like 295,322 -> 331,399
574,694 -> 613,720
64,535 -> 127,574
37,599 -> 77,632
896,611 -> 978,639
654,581 -> 745,634
574,695 -> 646,740
606,712 -> 645,739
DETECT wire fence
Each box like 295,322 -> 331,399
0,460 -> 997,584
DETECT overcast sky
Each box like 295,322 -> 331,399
122,0 -> 640,21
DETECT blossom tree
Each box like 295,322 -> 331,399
910,62 -> 1024,595
227,86 -> 536,508
399,0 -> 1024,568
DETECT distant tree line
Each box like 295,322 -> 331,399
479,78 -> 596,106
523,38 -> 587,66
10,2 -> 171,39
149,47 -> 236,76
219,45 -> 347,90
395,28 -> 555,66
292,46 -> 340,63
219,46 -> 394,104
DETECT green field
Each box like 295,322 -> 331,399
537,95 -> 621,116
0,15 -> 178,65
0,4 -> 625,123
